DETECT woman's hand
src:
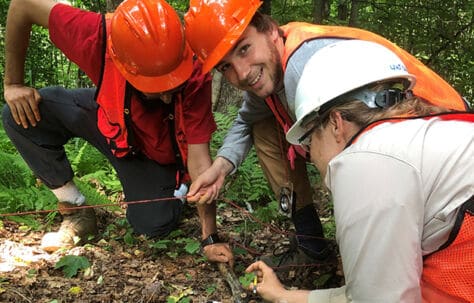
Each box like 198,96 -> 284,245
245,261 -> 287,302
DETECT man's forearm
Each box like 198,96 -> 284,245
197,202 -> 217,239
4,0 -> 54,86
213,156 -> 234,178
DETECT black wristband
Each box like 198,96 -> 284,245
201,233 -> 220,247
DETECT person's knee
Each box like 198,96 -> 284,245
38,86 -> 95,102
126,201 -> 183,238
1,104 -> 26,138
38,86 -> 68,101
1,87 -> 65,127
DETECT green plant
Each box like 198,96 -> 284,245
178,238 -> 200,255
313,273 -> 332,288
149,239 -> 173,250
54,255 -> 90,278
212,107 -> 274,209
205,284 -> 217,295
166,287 -> 193,303
148,229 -> 200,257
0,128 -> 118,220
0,151 -> 36,188
322,209 -> 337,239
166,297 -> 191,303
239,271 -> 256,288
123,229 -> 136,246
26,269 -> 37,278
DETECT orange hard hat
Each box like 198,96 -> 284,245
108,0 -> 193,93
184,0 -> 262,74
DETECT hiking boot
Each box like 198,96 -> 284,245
41,202 -> 98,252
259,235 -> 330,270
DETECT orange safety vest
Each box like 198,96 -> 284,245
265,23 -> 468,168
351,113 -> 474,302
95,16 -> 189,182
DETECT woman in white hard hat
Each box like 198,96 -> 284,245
245,40 -> 474,303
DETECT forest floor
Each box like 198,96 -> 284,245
0,190 -> 343,303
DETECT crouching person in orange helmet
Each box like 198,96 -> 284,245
184,0 -> 469,270
247,40 -> 474,303
2,0 -> 233,265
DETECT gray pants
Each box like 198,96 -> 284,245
2,86 -> 182,237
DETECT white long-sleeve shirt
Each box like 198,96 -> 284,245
309,117 -> 474,303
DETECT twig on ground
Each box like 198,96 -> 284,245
217,263 -> 247,303
7,287 -> 33,303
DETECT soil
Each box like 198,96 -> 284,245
0,195 -> 343,303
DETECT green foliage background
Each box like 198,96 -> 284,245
0,0 -> 472,103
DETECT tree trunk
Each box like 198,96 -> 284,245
260,0 -> 272,15
337,0 -> 348,21
212,73 -> 243,113
313,0 -> 329,24
106,0 -> 122,12
348,0 -> 360,27
212,71 -> 223,112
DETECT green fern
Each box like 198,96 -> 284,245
74,178 -> 117,208
0,125 -> 18,154
212,107 -> 274,208
66,138 -> 112,176
0,151 -> 36,188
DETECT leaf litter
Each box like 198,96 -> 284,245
0,195 -> 343,303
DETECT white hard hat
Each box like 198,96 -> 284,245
286,39 -> 416,145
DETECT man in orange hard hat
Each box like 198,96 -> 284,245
184,0 -> 468,269
2,0 -> 233,265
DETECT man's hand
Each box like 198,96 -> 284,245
187,157 -> 233,204
203,242 -> 235,268
4,84 -> 41,128
3,0 -> 55,128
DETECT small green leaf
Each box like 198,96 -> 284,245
18,225 -> 30,232
54,255 -> 90,278
313,273 -> 332,287
184,240 -> 200,254
149,239 -> 171,250
206,284 -> 216,295
27,269 -> 37,278
168,229 -> 184,238
123,229 -> 135,245
239,272 -> 256,288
